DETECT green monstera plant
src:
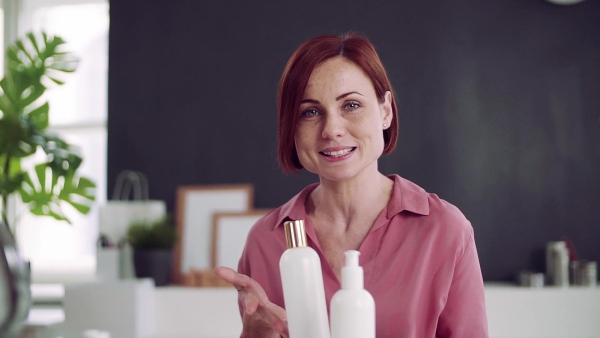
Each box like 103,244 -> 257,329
0,32 -> 96,237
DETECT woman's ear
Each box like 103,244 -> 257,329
380,91 -> 393,128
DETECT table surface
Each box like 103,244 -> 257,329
24,283 -> 600,338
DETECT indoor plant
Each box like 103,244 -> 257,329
0,32 -> 96,233
127,215 -> 177,286
0,32 -> 96,335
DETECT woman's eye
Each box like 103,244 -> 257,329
345,101 -> 360,110
301,109 -> 320,117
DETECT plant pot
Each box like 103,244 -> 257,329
132,248 -> 173,286
0,223 -> 31,336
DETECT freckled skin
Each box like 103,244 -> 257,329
295,56 -> 392,184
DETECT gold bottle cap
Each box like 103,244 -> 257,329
284,220 -> 307,248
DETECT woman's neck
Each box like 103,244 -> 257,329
306,169 -> 393,232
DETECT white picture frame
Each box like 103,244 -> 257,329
211,210 -> 272,270
173,184 -> 253,283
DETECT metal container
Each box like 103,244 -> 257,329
581,261 -> 597,287
570,261 -> 581,285
546,241 -> 569,286
518,270 -> 545,288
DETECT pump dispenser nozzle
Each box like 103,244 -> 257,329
342,250 -> 363,290
345,250 -> 359,267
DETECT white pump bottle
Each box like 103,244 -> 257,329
330,250 -> 375,338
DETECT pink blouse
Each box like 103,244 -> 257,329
238,175 -> 488,337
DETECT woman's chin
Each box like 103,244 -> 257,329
317,168 -> 361,183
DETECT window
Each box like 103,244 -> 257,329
6,0 -> 109,283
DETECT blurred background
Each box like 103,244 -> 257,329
108,0 -> 600,282
7,0 -> 599,284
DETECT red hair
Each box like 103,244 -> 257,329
277,32 -> 399,173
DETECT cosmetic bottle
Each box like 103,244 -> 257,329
547,241 -> 569,286
330,250 -> 375,338
279,220 -> 330,338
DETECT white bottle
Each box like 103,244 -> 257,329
330,250 -> 375,338
552,241 -> 570,287
279,220 -> 330,338
546,241 -> 570,286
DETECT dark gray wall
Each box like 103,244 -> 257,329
108,0 -> 600,281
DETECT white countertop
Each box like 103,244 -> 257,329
25,283 -> 600,338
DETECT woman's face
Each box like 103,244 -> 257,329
294,56 -> 392,182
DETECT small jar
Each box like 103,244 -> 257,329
518,270 -> 544,288
570,261 -> 581,285
581,261 -> 597,287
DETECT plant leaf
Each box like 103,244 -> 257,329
27,102 -> 49,130
19,172 -> 35,203
18,162 -> 96,222
35,163 -> 48,193
19,83 -> 46,108
59,174 -> 96,214
19,164 -> 56,216
36,134 -> 83,176
0,114 -> 36,158
19,163 -> 68,223
27,32 -> 41,56
0,155 -> 25,197
0,172 -> 25,197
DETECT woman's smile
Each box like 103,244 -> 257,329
320,147 -> 357,159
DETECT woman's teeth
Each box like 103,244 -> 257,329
322,148 -> 354,157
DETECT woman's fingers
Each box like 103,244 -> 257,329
241,291 -> 260,314
215,266 -> 249,290
216,267 -> 264,294
215,266 -> 270,302
214,266 -> 262,317
215,266 -> 289,336
265,302 -> 288,337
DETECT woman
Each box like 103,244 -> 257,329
216,32 -> 488,338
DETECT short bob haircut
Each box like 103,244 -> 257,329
277,32 -> 399,173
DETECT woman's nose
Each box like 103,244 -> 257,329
321,114 -> 345,139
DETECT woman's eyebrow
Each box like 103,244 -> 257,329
301,91 -> 364,105
300,98 -> 320,104
336,91 -> 363,101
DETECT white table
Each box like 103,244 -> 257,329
20,283 -> 600,338
485,283 -> 600,338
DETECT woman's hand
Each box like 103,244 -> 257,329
215,266 -> 289,338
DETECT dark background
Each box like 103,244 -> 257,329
108,0 -> 600,281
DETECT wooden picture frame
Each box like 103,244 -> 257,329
211,209 -> 272,270
172,184 -> 253,284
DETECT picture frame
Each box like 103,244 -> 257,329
172,184 -> 253,284
211,210 -> 272,270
